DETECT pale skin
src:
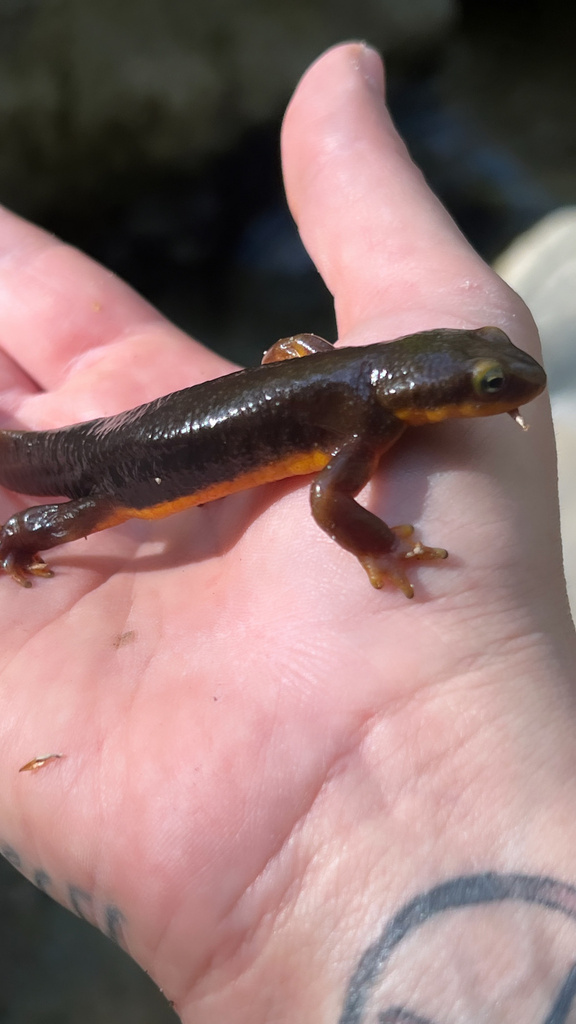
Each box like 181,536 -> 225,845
1,42 -> 575,1023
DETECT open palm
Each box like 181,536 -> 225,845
0,44 -> 568,1023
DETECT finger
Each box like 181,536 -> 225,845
0,207 -> 229,403
282,44 -> 536,347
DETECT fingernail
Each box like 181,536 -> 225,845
357,43 -> 384,95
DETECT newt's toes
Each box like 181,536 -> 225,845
0,549 -> 53,586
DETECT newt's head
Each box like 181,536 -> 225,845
373,326 -> 547,428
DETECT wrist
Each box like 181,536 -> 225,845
175,630 -> 576,1022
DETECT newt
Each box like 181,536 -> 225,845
0,326 -> 546,597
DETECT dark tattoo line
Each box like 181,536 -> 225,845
105,904 -> 126,947
545,963 -> 576,1024
379,1010 -> 434,1024
340,873 -> 576,1024
68,884 -> 93,921
1,844 -> 21,869
376,965 -> 576,1024
2,845 -> 128,951
34,869 -> 51,892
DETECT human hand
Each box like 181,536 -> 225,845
1,43 -> 574,1023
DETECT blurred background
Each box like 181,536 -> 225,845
0,0 -> 575,1019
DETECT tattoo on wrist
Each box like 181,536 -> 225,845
340,873 -> 576,1024
1,842 -> 126,948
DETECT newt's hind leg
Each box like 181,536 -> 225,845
262,333 -> 334,364
0,496 -> 121,586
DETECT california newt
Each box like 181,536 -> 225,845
0,327 -> 546,597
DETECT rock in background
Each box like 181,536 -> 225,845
0,0 -> 453,215
495,209 -> 576,614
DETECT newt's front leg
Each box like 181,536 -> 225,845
310,439 -> 447,598
262,333 -> 334,363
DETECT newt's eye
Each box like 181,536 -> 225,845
473,361 -> 506,397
